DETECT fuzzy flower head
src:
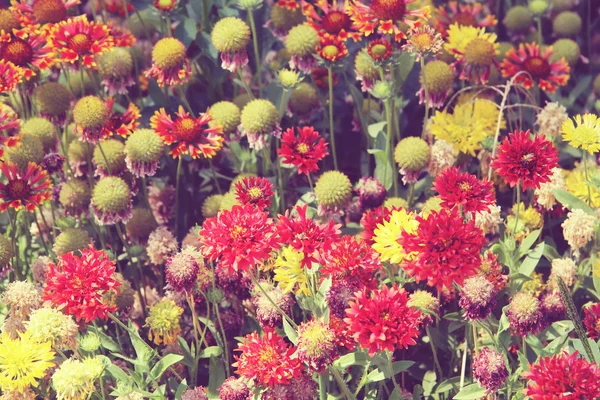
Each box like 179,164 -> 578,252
2,281 -> 41,319
524,351 -> 600,398
285,24 -> 319,72
278,126 -> 329,175
584,303 -> 600,340
459,275 -> 497,320
472,347 -> 508,394
491,130 -> 558,190
401,208 -> 485,290
501,43 -> 570,93
417,60 -> 455,109
428,139 -> 457,176
151,106 -> 223,159
252,281 -> 294,328
407,290 -> 440,327
145,37 -> 191,87
43,246 -> 121,322
147,226 -> 178,265
355,176 -> 387,209
91,176 -> 133,225
433,167 -> 495,213
145,299 -> 183,345
240,99 -> 280,151
534,167 -> 565,210
548,257 -> 577,291
403,24 -> 443,61
208,101 -> 241,136
25,307 -> 78,351
211,17 -> 250,72
124,128 -> 165,177
561,113 -> 600,153
561,209 -> 596,256
372,208 -> 419,264
0,331 -> 55,393
52,357 -> 104,400
445,24 -> 499,84
297,319 -> 337,372
536,102 -> 568,140
506,292 -> 543,337
97,47 -> 135,95
433,1 -> 497,36
0,162 -> 51,212
234,328 -> 303,388
234,176 -> 274,210
165,252 -> 199,293
314,170 -> 353,214
344,285 -> 421,356
219,376 -> 250,400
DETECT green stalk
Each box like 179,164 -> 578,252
115,223 -> 147,319
327,66 -> 338,170
237,67 -> 255,100
426,326 -> 444,380
7,210 -> 21,280
214,303 -> 231,377
583,150 -> 592,206
208,159 -> 222,194
319,372 -> 328,400
420,57 -> 430,139
247,10 -> 262,97
174,156 -> 183,238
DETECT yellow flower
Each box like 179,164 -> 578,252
273,246 -> 310,296
145,299 -> 183,345
52,357 -> 104,400
561,113 -> 600,153
565,166 -> 600,208
511,203 -> 543,230
0,331 -> 55,393
444,24 -> 498,60
372,209 -> 419,264
429,98 -> 504,155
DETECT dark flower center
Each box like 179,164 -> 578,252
2,39 -> 34,67
68,33 -> 93,54
452,12 -> 477,27
370,0 -> 407,21
321,10 -> 352,34
175,117 -> 199,142
32,0 -> 67,24
520,153 -> 536,170
7,178 -> 31,200
523,56 -> 551,79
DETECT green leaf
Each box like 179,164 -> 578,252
283,318 -> 298,345
372,151 -> 393,190
198,346 -> 223,358
333,351 -> 370,369
174,379 -> 188,400
368,121 -> 387,138
422,370 -> 437,396
519,242 -> 544,276
174,17 -> 198,47
518,229 -> 541,258
148,354 -> 184,383
435,377 -> 461,394
105,362 -> 130,383
553,189 -> 594,215
207,356 -> 225,399
89,326 -> 120,352
127,321 -> 155,365
453,383 -> 486,399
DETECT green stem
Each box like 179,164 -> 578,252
426,326 -> 444,380
386,351 -> 402,395
237,67 -> 255,99
329,366 -> 356,400
420,57 -> 429,138
247,10 -> 262,97
319,372 -> 328,400
276,138 -> 285,213
208,159 -> 222,194
79,65 -> 85,98
383,99 -> 394,195
513,184 -> 521,236
115,223 -> 147,319
249,270 -> 297,329
174,156 -> 183,238
97,142 -> 112,176
33,211 -> 51,257
307,173 -> 314,191
584,150 -> 592,206
327,66 -> 338,170
214,303 -> 231,377
7,210 -> 21,280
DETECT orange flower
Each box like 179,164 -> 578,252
433,1 -> 497,37
302,0 -> 361,41
0,59 -> 24,92
0,25 -> 54,78
316,33 -> 348,62
10,0 -> 80,25
0,162 -> 52,212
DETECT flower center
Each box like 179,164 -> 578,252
452,12 -> 477,27
523,56 -> 551,78
230,225 -> 245,240
370,0 -> 407,21
248,187 -> 263,199
464,38 -> 495,66
410,32 -> 434,52
321,10 -> 352,34
258,346 -> 278,364
459,181 -> 472,191
520,153 -> 536,169
68,33 -> 92,54
322,44 -> 340,59
369,43 -> 390,60
7,178 -> 31,200
296,142 -> 309,154
32,0 -> 67,24
2,39 -> 34,67
156,0 -> 176,10
175,117 -> 198,141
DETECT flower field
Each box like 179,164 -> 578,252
2,0 -> 600,398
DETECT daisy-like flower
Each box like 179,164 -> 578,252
48,15 -> 114,68
10,0 -> 80,25
402,24 -> 443,61
367,39 -> 393,63
278,126 -> 329,175
347,0 -> 431,42
344,285 -> 421,356
584,303 -> 600,340
360,205 -> 401,245
277,204 -> 340,269
0,331 -> 55,393
0,162 -> 51,212
433,1 -> 497,37
234,176 -> 274,210
444,24 -> 499,84
198,204 -> 281,274
561,113 -> 600,153
0,59 -> 24,92
316,33 -> 348,63
103,98 -> 140,138
43,246 -> 121,322
0,104 -> 21,158
372,208 -> 419,264
491,129 -> 559,190
145,37 -> 191,87
273,245 -> 310,296
302,0 -> 361,41
234,328 -> 303,388
145,299 -> 183,345
150,106 -> 224,159
321,235 -> 381,285
524,351 -> 600,398
501,43 -> 570,93
401,208 -> 485,290
433,167 -> 495,213
0,26 -> 53,79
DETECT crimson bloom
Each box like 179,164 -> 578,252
321,235 -> 381,286
0,26 -> 54,79
433,167 -> 495,213
0,162 -> 52,212
234,176 -> 274,210
0,59 -> 24,92
344,285 -> 421,356
48,15 -> 114,67
233,327 -> 303,388
43,246 -> 121,322
501,43 -> 570,94
401,208 -> 485,290
151,106 -> 224,159
584,303 -> 600,340
433,1 -> 497,36
524,351 -> 600,399
198,204 -> 281,274
277,204 -> 340,269
490,130 -> 558,190
278,126 -> 329,175
302,0 -> 361,41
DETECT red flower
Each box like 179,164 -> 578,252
277,204 -> 340,269
302,0 -> 361,41
433,167 -> 495,213
490,130 -> 558,190
0,26 -> 54,79
0,105 -> 21,158
0,59 -> 24,93
278,126 -> 329,175
433,1 -> 497,36
524,351 -> 600,399
43,246 -> 121,322
401,208 -> 485,290
501,43 -> 570,94
233,327 -> 303,388
584,303 -> 600,340
367,39 -> 393,62
151,106 -> 224,159
234,176 -> 274,210
96,0 -> 134,17
11,0 -> 80,25
198,204 -> 281,274
344,285 -> 421,356
321,235 -> 381,286
360,205 -> 401,246
104,98 -> 140,138
48,15 -> 114,67
0,162 -> 52,212
316,33 -> 348,62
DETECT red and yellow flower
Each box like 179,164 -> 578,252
444,24 -> 499,84
0,59 -> 24,92
0,26 -> 54,78
347,0 -> 430,42
104,98 -> 140,138
48,15 -> 114,67
0,161 -> 52,212
501,43 -> 570,93
151,106 -> 223,159
10,0 -> 80,25
367,39 -> 393,62
302,0 -> 361,41
433,1 -> 497,37
316,33 -> 348,63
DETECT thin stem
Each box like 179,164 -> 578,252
426,326 -> 444,380
79,65 -> 85,98
237,67 -> 255,99
208,159 -> 222,194
249,270 -> 298,329
115,224 -> 147,319
488,77 -> 514,180
383,99 -> 394,194
307,173 -> 314,191
327,66 -> 338,170
329,366 -> 356,400
214,303 -> 231,377
537,17 -> 543,45
584,150 -> 592,206
97,142 -> 112,175
7,210 -> 21,280
247,10 -> 262,97
174,156 -> 183,238
459,334 -> 468,389
319,372 -> 328,400
513,184 -> 521,236
33,211 -> 51,257
472,321 -> 478,355
420,57 -> 430,138
276,138 -> 285,213
386,351 -> 401,395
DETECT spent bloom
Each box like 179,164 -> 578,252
561,209 -> 595,256
459,275 -> 497,320
536,102 -> 569,140
210,17 -> 251,72
52,357 -> 104,400
472,347 -> 508,394
548,257 -> 577,291
506,292 -> 543,337
534,167 -> 565,210
584,303 -> 600,340
25,307 -> 78,351
296,319 -> 337,372
2,281 -> 41,319
145,299 -> 184,345
147,226 -> 178,265
145,37 -> 191,87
